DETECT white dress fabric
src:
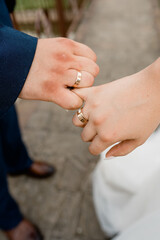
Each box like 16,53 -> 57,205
92,130 -> 160,236
113,210 -> 160,240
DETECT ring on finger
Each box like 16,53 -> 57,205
77,108 -> 88,124
74,71 -> 82,86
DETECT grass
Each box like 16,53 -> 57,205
15,0 -> 69,11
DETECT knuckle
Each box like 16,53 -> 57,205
99,132 -> 115,142
63,38 -> 71,44
57,37 -> 72,45
99,133 -> 109,142
93,115 -> 105,126
81,132 -> 88,142
94,64 -> 100,76
92,52 -> 97,62
87,74 -> 94,86
90,75 -> 94,85
57,37 -> 64,41
89,145 -> 98,155
93,117 -> 102,126
56,38 -> 75,52
91,101 -> 100,109
54,52 -> 73,64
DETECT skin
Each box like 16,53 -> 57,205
19,37 -> 99,110
73,58 -> 160,157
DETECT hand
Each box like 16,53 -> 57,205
73,58 -> 160,157
19,38 -> 99,109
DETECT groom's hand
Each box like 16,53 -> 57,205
19,38 -> 99,109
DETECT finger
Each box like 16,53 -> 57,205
106,140 -> 138,158
72,88 -> 91,101
81,122 -> 97,142
89,135 -> 114,155
66,69 -> 94,88
74,42 -> 97,62
59,89 -> 83,110
72,105 -> 89,127
71,56 -> 99,77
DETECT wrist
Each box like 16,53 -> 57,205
147,58 -> 160,119
144,58 -> 160,104
151,58 -> 160,91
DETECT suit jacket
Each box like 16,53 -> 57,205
0,0 -> 37,117
5,0 -> 16,13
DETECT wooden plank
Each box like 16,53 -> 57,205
55,0 -> 67,37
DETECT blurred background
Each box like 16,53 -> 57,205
1,0 -> 160,240
10,0 -> 91,38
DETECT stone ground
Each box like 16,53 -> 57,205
1,0 -> 160,239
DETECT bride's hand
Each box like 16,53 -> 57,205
73,58 -> 160,157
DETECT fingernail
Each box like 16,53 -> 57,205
105,156 -> 114,160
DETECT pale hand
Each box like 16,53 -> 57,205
73,58 -> 160,157
19,38 -> 99,110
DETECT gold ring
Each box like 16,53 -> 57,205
74,71 -> 82,86
77,108 -> 88,124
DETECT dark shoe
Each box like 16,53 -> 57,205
4,219 -> 43,240
26,161 -> 56,178
9,161 -> 56,179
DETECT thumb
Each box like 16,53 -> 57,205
58,88 -> 83,110
106,140 -> 137,158
72,87 -> 91,101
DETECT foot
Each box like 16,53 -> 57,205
4,219 -> 43,240
9,161 -> 56,179
27,161 -> 56,178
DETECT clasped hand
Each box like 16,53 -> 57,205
19,38 -> 160,157
19,37 -> 99,109
73,59 -> 160,157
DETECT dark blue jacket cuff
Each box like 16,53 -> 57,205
0,24 -> 37,117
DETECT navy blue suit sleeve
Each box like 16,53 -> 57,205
0,24 -> 37,117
